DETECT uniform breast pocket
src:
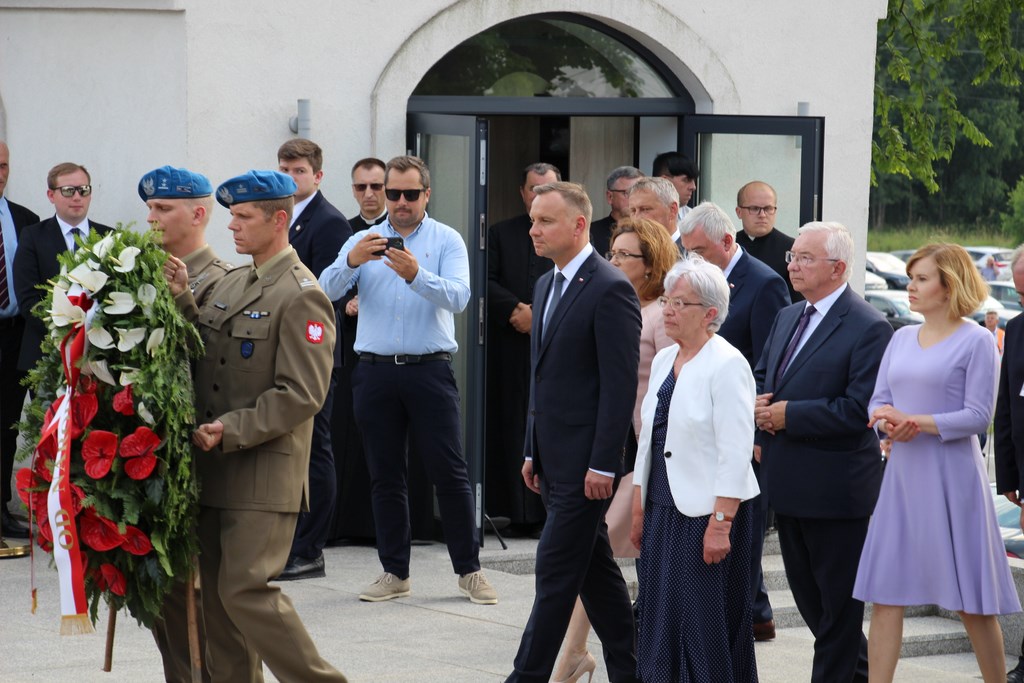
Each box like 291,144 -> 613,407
228,319 -> 272,370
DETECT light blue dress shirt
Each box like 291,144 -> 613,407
319,213 -> 471,355
0,197 -> 20,317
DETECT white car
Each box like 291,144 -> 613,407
864,270 -> 887,290
965,247 -> 1014,281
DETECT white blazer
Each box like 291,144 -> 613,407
634,335 -> 760,516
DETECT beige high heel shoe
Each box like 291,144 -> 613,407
551,651 -> 596,683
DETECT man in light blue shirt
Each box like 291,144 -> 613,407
319,155 -> 496,605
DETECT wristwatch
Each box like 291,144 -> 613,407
713,511 -> 734,523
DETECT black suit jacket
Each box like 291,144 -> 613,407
754,286 -> 892,518
289,192 -> 352,368
995,314 -> 1024,493
525,251 -> 641,481
13,216 -> 112,370
737,228 -> 802,303
719,250 -> 791,368
6,199 -> 40,236
487,213 -> 552,324
589,215 -> 616,259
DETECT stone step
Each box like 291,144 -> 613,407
777,615 -> 973,658
764,583 -> 937,630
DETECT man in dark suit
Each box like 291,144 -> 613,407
486,162 -> 559,536
277,139 -> 353,579
994,244 -> 1024,683
507,182 -> 640,683
754,222 -> 891,683
679,200 -> 790,642
589,165 -> 642,258
0,141 -> 39,539
627,177 -> 685,254
735,181 -> 802,302
14,162 -> 111,374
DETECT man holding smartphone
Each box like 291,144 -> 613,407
319,155 -> 497,605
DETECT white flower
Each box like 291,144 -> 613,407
146,327 -> 165,356
112,247 -> 141,273
103,291 -> 136,315
86,359 -> 117,386
86,259 -> 101,270
137,402 -> 155,425
119,367 -> 140,386
86,326 -> 115,349
115,327 -> 146,352
137,283 -> 157,316
50,287 -> 85,327
67,262 -> 109,294
91,234 -> 115,259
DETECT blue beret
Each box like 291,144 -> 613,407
138,165 -> 212,201
216,170 -> 298,207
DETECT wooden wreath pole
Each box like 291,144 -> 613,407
186,564 -> 202,683
102,605 -> 117,672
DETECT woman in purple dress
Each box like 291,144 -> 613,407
854,243 -> 1021,682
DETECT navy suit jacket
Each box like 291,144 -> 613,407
719,250 -> 791,368
525,250 -> 641,482
6,199 -> 40,236
288,191 -> 351,367
754,286 -> 892,519
13,216 -> 112,370
995,314 -> 1024,493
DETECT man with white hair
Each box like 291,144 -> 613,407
753,222 -> 891,682
627,177 -> 684,254
679,201 -> 790,642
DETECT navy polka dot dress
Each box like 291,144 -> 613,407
635,370 -> 758,683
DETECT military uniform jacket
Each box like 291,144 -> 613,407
178,246 -> 336,513
183,244 -> 233,308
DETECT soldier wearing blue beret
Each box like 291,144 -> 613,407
165,169 -> 347,682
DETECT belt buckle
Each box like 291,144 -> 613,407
393,354 -> 406,366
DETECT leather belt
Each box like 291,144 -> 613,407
359,352 -> 452,365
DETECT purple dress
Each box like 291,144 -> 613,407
854,322 -> 1020,614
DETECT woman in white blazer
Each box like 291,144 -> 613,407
630,254 -> 760,682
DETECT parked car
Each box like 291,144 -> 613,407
969,296 -> 1019,329
991,485 -> 1024,559
865,290 -> 924,330
988,281 -> 1022,311
865,251 -> 910,290
864,270 -> 887,290
890,249 -> 916,263
965,247 -> 1014,281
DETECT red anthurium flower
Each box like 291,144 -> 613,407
119,427 -> 161,480
78,375 -> 98,395
69,393 -> 98,439
112,385 -> 134,416
121,525 -> 153,556
79,508 -> 124,552
16,468 -> 39,507
36,431 -> 56,465
97,563 -> 126,596
81,430 -> 118,479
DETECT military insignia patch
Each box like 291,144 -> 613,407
240,340 -> 255,358
141,177 -> 156,197
306,321 -> 325,344
217,186 -> 233,205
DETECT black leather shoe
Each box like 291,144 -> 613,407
274,553 -> 325,581
753,619 -> 776,642
1007,659 -> 1024,683
1,510 -> 30,539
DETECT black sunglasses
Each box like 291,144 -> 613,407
352,183 -> 384,192
53,185 -> 92,198
384,188 -> 425,202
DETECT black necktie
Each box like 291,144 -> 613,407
0,207 -> 8,309
69,227 -> 82,252
542,273 -> 566,340
775,304 -> 816,384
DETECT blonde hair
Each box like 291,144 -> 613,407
907,243 -> 988,319
610,218 -> 680,301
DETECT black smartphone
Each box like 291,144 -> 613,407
375,236 -> 405,256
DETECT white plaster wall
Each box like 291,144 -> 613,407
0,0 -> 887,266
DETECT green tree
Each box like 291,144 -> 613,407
873,0 -> 1024,193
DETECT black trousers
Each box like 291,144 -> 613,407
0,319 -> 26,508
289,367 -> 339,560
775,514 -> 870,683
507,477 -> 638,683
352,360 -> 479,578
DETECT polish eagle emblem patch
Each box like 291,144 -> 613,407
306,321 -> 325,344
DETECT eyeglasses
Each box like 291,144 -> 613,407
353,183 -> 384,192
606,250 -> 644,262
785,251 -> 840,266
53,185 -> 92,198
739,205 -> 777,216
384,188 -> 425,202
657,296 -> 704,311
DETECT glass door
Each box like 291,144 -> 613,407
681,115 -> 824,235
407,113 -> 489,543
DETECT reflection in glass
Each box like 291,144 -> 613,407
414,18 -> 674,98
